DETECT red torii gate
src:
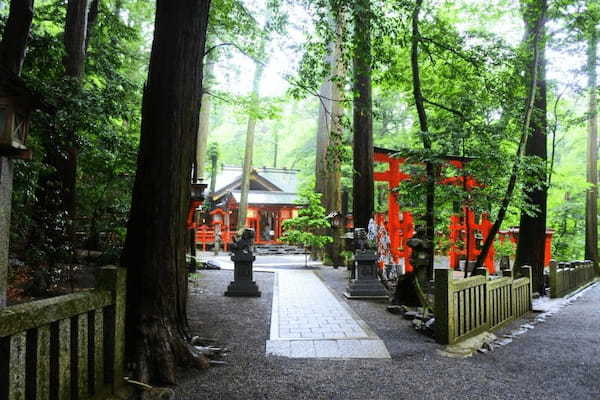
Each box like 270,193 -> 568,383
373,147 -> 496,274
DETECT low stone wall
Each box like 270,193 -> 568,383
549,260 -> 596,298
0,266 -> 126,400
435,266 -> 532,345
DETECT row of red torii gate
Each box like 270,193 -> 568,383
373,147 -> 552,274
188,147 -> 553,274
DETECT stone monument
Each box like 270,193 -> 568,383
224,228 -> 261,297
344,228 -> 388,299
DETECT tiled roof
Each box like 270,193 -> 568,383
230,190 -> 299,205
212,166 -> 299,194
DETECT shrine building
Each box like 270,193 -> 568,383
196,166 -> 301,249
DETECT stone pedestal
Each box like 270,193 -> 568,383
0,157 -> 14,308
224,252 -> 261,297
344,250 -> 388,299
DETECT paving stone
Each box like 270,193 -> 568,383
290,340 -> 316,357
265,340 -> 291,357
267,270 -> 390,359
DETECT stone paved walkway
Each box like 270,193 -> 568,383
266,270 -> 390,359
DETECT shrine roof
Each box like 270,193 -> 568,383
230,190 -> 299,205
212,166 -> 299,196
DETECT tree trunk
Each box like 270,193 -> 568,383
515,0 -> 548,295
410,0 -> 435,278
352,0 -> 374,230
237,58 -> 265,231
61,0 -> 90,219
63,0 -> 88,79
327,15 -> 345,266
0,0 -> 34,307
121,0 -> 211,385
585,26 -> 598,271
473,1 -> 545,273
196,59 -> 214,181
315,72 -> 333,198
313,42 -> 334,261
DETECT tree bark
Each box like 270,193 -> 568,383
61,0 -> 90,219
0,0 -> 34,308
0,0 -> 34,74
410,0 -> 435,278
515,0 -> 548,295
315,81 -> 332,197
352,0 -> 374,230
237,57 -> 265,231
585,26 -> 598,270
327,15 -> 345,266
121,0 -> 211,385
196,58 -> 214,181
315,15 -> 344,264
64,0 -> 88,79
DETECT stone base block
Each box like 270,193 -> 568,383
344,279 -> 388,299
224,280 -> 261,297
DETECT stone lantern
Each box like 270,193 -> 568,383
190,180 -> 207,202
0,94 -> 32,159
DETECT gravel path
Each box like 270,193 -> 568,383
178,268 -> 600,400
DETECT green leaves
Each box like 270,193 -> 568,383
280,190 -> 334,250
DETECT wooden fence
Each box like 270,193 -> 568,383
0,267 -> 126,400
549,260 -> 596,298
435,266 -> 532,345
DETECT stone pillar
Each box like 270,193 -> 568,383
344,250 -> 388,299
0,157 -> 13,308
224,252 -> 261,297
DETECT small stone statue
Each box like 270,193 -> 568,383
354,228 -> 370,252
406,225 -> 433,312
407,226 -> 432,269
225,227 -> 260,297
230,228 -> 255,255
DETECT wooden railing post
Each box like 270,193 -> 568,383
434,268 -> 454,345
519,265 -> 533,310
549,260 -> 558,298
97,267 -> 127,394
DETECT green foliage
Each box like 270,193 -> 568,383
280,191 -> 333,252
495,239 -> 516,258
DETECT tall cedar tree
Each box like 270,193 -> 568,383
61,0 -> 91,219
0,0 -> 35,307
352,0 -> 374,229
314,19 -> 344,265
326,15 -> 345,265
120,0 -> 212,384
515,0 -> 548,294
475,1 -> 545,272
585,19 -> 598,270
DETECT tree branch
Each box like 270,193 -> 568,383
419,35 -> 482,68
422,97 -> 476,128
